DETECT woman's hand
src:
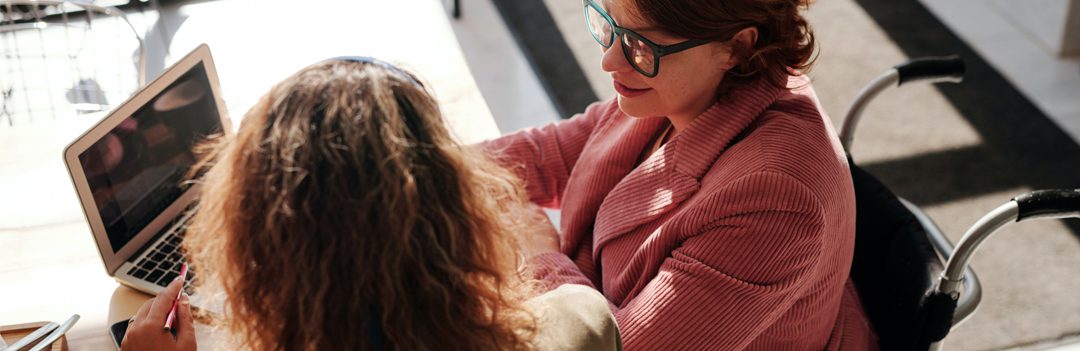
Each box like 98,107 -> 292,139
121,278 -> 197,351
523,206 -> 561,258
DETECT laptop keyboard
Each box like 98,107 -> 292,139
125,225 -> 195,291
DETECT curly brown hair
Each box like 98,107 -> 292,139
183,59 -> 538,351
631,0 -> 816,92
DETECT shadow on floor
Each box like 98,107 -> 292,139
489,0 -> 598,119
853,0 -> 1080,235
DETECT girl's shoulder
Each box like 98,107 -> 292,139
526,284 -> 623,351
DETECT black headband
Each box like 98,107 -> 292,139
329,56 -> 423,87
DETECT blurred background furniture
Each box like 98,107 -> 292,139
1,0 -> 146,126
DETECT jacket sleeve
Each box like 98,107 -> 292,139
481,100 -> 613,208
532,172 -> 828,350
527,284 -> 624,351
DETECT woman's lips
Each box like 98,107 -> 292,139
614,81 -> 651,97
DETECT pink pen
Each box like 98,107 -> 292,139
163,263 -> 189,331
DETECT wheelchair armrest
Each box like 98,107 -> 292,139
899,198 -> 983,327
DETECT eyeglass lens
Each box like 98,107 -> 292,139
586,3 -> 657,76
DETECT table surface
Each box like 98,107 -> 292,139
0,1 -> 499,349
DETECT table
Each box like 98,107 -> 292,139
0,0 -> 499,349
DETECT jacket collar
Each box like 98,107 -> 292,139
592,75 -> 788,250
674,73 -> 789,180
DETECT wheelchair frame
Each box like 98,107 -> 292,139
839,56 -> 1080,350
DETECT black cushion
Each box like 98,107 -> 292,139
849,161 -> 946,350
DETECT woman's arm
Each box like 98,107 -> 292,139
482,100 -> 614,208
613,208 -> 823,349
530,172 -> 829,349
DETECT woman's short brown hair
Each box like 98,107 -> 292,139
632,0 -> 815,92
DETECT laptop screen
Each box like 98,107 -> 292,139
78,62 -> 223,252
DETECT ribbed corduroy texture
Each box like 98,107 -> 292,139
485,75 -> 877,350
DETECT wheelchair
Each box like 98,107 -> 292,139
840,56 -> 1080,350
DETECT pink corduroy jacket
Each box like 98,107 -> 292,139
484,75 -> 877,350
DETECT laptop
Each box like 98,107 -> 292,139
63,44 -> 231,296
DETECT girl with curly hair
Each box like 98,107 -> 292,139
121,58 -> 621,351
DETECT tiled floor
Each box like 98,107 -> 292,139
921,0 -> 1080,143
446,0 -> 560,133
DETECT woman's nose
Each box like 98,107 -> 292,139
600,39 -> 633,74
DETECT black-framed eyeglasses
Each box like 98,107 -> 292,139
583,0 -> 711,77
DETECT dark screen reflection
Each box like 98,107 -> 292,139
79,63 -> 222,252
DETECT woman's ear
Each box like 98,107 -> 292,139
719,27 -> 759,69
733,26 -> 758,49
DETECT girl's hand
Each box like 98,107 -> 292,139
121,278 -> 197,351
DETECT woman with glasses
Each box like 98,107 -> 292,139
120,58 -> 622,351
485,0 -> 877,349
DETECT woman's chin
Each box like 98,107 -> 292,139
616,96 -> 663,119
